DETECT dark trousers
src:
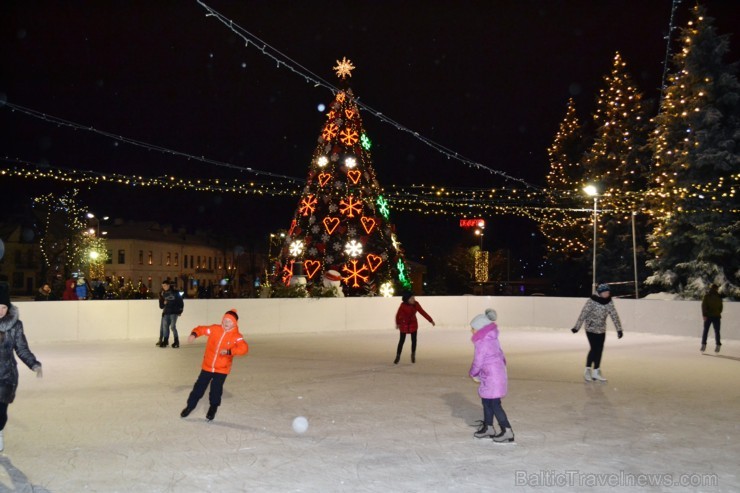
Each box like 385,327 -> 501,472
482,398 -> 511,429
702,317 -> 721,345
586,332 -> 606,369
396,332 -> 417,354
187,370 -> 227,409
0,402 -> 8,430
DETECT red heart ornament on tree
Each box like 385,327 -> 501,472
361,216 -> 376,234
347,170 -> 361,184
323,216 -> 340,234
366,254 -> 383,272
318,173 -> 331,187
304,260 -> 321,279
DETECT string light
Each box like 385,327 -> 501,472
195,0 -> 540,190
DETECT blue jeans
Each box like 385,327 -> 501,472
160,314 -> 179,342
482,397 -> 511,429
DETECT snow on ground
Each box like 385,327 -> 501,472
1,328 -> 738,493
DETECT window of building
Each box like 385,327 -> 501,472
118,250 -> 126,264
184,255 -> 188,269
208,257 -> 212,270
190,255 -> 194,268
138,250 -> 144,265
174,252 -> 179,266
14,251 -> 22,265
197,256 -> 201,269
147,251 -> 153,265
166,252 -> 171,266
147,276 -> 152,289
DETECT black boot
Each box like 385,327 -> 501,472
172,338 -> 180,348
156,338 -> 162,346
180,406 -> 193,418
411,352 -> 416,364
159,340 -> 169,348
206,405 -> 218,421
393,353 -> 401,364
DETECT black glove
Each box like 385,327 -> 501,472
571,327 -> 579,333
617,331 -> 623,339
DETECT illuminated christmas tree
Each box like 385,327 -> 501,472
580,51 -> 651,286
274,58 -> 412,297
647,5 -> 740,297
541,98 -> 589,255
540,98 -> 591,295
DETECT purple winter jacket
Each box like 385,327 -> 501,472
469,322 -> 508,399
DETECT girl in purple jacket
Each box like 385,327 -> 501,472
469,309 -> 514,443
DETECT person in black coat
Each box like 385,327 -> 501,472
0,284 -> 42,452
158,280 -> 184,348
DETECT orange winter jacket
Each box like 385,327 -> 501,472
192,324 -> 248,374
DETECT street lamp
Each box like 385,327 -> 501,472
583,185 -> 598,293
86,213 -> 109,236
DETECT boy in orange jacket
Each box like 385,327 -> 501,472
180,308 -> 248,421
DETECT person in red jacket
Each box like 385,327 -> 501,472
180,308 -> 248,422
394,291 -> 435,364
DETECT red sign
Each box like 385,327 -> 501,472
460,218 -> 485,228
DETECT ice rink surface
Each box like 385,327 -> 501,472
2,327 -> 738,493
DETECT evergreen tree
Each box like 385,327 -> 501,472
274,58 -> 411,297
540,98 -> 591,295
581,52 -> 651,288
647,5 -> 740,298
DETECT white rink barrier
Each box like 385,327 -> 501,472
14,296 -> 738,344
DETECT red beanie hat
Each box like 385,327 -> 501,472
223,308 -> 239,327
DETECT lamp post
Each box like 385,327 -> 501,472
583,185 -> 599,294
86,213 -> 109,237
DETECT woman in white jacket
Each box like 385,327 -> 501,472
572,283 -> 623,382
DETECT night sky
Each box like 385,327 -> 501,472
1,1 -> 739,260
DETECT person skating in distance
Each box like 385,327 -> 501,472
394,291 -> 435,364
700,284 -> 723,353
180,308 -> 248,422
469,309 -> 514,443
572,283 -> 623,382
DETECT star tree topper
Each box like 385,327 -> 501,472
333,57 -> 355,79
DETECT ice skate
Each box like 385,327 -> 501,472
701,344 -> 706,352
156,338 -> 162,346
206,405 -> 217,421
180,407 -> 193,418
159,340 -> 169,348
584,367 -> 592,382
0,430 -> 4,452
715,344 -> 721,353
393,353 -> 400,364
411,352 -> 416,364
492,427 -> 515,443
591,368 -> 607,382
473,423 -> 495,439
172,338 -> 180,349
